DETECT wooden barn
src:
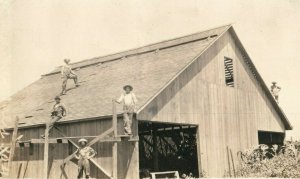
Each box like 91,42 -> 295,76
0,24 -> 292,178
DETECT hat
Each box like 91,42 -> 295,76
78,138 -> 88,144
272,81 -> 277,84
54,96 -> 61,100
64,59 -> 70,63
123,85 -> 133,91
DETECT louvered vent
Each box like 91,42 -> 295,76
224,57 -> 234,87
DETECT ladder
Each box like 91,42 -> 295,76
0,117 -> 23,178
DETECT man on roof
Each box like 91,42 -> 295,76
75,138 -> 96,179
41,96 -> 66,138
270,82 -> 281,103
61,59 -> 79,95
116,85 -> 138,135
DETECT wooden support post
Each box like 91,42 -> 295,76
230,149 -> 236,177
43,123 -> 49,179
112,99 -> 118,179
8,116 -> 19,177
152,125 -> 159,171
226,146 -> 232,177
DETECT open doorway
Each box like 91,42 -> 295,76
138,121 -> 200,178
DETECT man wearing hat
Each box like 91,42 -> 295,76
42,96 -> 67,138
270,82 -> 281,102
116,85 -> 138,135
75,138 -> 96,179
61,59 -> 79,95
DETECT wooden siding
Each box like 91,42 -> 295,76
138,31 -> 285,177
0,118 -> 138,179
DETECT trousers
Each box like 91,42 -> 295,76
48,115 -> 62,135
62,74 -> 78,94
123,112 -> 133,134
78,159 -> 90,178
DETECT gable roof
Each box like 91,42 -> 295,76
0,24 -> 292,130
0,25 -> 230,128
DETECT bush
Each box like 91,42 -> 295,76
236,141 -> 300,178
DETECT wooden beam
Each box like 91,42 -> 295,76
57,126 -> 113,162
29,137 -> 121,144
55,127 -> 113,178
30,138 -> 69,144
8,117 -> 19,177
86,128 -> 114,147
43,123 -> 49,179
112,100 -> 118,179
112,99 -> 117,137
0,147 -> 9,155
226,146 -> 231,177
90,158 -> 112,179
152,126 -> 159,171
230,149 -> 236,177
128,136 -> 139,142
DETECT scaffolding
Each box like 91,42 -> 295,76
4,100 -> 138,179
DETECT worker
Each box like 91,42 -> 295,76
0,153 -> 8,177
61,59 -> 79,95
41,96 -> 66,138
115,85 -> 138,135
75,138 -> 97,179
270,82 -> 281,102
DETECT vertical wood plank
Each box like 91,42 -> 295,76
112,100 -> 118,179
8,116 -> 19,177
43,123 -> 49,179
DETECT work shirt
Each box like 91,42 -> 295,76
61,64 -> 73,77
270,86 -> 281,96
117,92 -> 138,113
52,103 -> 66,117
117,92 -> 137,106
77,146 -> 96,160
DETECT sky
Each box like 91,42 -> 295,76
0,0 -> 299,139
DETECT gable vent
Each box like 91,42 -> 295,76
224,57 -> 234,87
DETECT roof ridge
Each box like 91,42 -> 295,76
43,24 -> 232,76
71,24 -> 232,65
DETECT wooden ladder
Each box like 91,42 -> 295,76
0,117 -> 23,178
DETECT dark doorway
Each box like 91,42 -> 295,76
138,121 -> 199,178
258,131 -> 285,145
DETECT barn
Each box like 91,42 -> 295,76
0,24 -> 292,178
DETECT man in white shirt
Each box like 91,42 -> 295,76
61,59 -> 79,95
75,138 -> 96,179
116,85 -> 138,135
270,82 -> 281,103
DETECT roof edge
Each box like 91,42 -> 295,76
5,113 -> 124,130
228,27 -> 292,130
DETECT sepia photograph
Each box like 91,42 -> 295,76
0,0 -> 300,178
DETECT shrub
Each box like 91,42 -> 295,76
236,141 -> 300,178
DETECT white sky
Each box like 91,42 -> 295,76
0,0 -> 299,139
